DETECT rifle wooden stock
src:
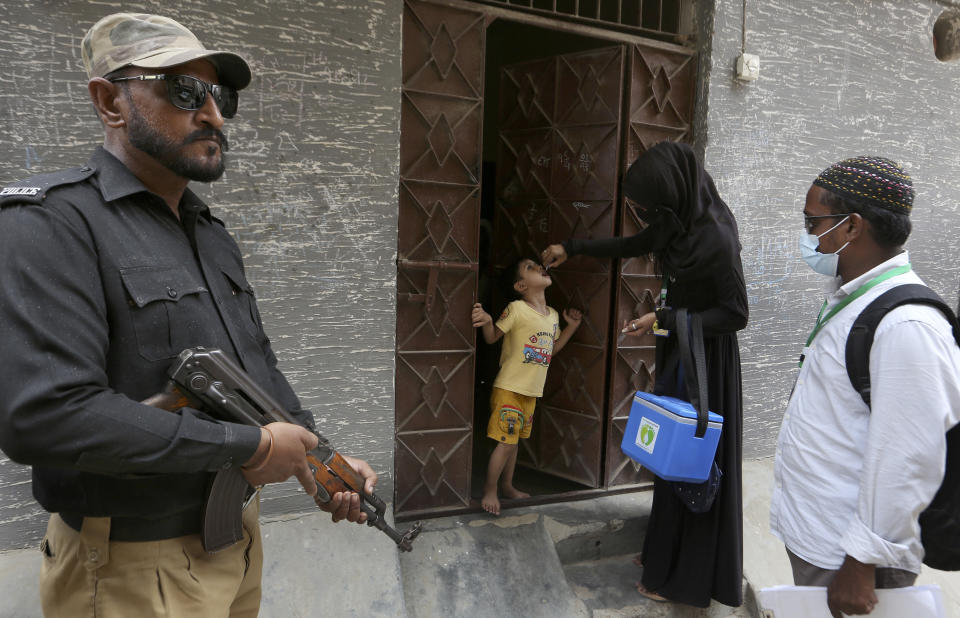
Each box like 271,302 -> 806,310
140,381 -> 193,412
305,450 -> 419,550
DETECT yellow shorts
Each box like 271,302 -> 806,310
487,387 -> 536,444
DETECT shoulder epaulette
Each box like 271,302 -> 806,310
0,166 -> 95,206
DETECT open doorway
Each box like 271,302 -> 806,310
395,0 -> 699,521
471,19 -> 627,502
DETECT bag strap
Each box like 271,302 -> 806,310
843,284 -> 960,570
676,308 -> 710,438
845,283 -> 960,407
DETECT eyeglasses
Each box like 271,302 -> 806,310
803,213 -> 851,234
109,74 -> 238,119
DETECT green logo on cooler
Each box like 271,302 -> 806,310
636,417 -> 659,454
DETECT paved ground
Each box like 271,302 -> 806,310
0,458 -> 955,617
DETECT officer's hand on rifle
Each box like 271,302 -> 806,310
146,348 -> 422,549
240,421 -> 319,496
318,455 -> 378,524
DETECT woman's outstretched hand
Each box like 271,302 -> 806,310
541,244 -> 568,269
621,312 -> 657,336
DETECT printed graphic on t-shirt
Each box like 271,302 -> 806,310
521,345 -> 551,366
492,301 -> 560,397
521,330 -> 555,366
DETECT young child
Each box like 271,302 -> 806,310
471,258 -> 582,515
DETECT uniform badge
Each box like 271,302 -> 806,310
0,187 -> 41,196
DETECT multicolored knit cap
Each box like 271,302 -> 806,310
812,156 -> 913,214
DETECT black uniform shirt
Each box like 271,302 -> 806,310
0,147 -> 314,523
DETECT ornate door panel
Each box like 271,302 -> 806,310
494,47 -> 624,487
396,0 -> 485,516
606,40 -> 696,487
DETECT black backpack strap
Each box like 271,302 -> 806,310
846,283 -> 960,407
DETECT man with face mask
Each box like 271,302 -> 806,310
770,156 -> 960,617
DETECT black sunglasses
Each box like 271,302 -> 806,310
109,74 -> 238,119
803,213 -> 850,234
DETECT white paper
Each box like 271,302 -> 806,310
758,584 -> 945,618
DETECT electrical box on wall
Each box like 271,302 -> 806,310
736,53 -> 760,81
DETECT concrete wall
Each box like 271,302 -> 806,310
703,0 -> 960,458
0,0 -> 401,549
2,0 -> 959,549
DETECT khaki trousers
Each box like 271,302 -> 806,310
39,501 -> 262,618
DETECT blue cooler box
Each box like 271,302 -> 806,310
620,391 -> 723,482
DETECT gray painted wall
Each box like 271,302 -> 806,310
0,0 -> 400,549
704,0 -> 960,458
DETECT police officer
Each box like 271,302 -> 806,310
0,13 -> 375,617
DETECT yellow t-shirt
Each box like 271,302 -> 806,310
492,300 -> 560,397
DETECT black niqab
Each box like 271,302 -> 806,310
622,142 -> 741,278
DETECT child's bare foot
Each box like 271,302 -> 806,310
481,489 -> 501,515
500,485 -> 530,500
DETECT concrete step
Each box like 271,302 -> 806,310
398,491 -> 760,618
562,554 -> 756,618
399,511 -> 590,617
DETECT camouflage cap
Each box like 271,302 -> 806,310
81,13 -> 251,90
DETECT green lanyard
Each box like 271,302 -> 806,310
799,263 -> 911,366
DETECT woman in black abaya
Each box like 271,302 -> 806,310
541,141 -> 747,608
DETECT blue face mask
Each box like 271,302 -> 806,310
799,216 -> 850,277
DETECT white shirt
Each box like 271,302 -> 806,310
770,252 -> 960,573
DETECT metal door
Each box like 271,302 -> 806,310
395,0 -> 485,516
605,41 -> 697,486
493,47 -> 624,487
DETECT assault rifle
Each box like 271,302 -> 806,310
143,347 -> 422,553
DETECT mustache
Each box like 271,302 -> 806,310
185,129 -> 230,153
